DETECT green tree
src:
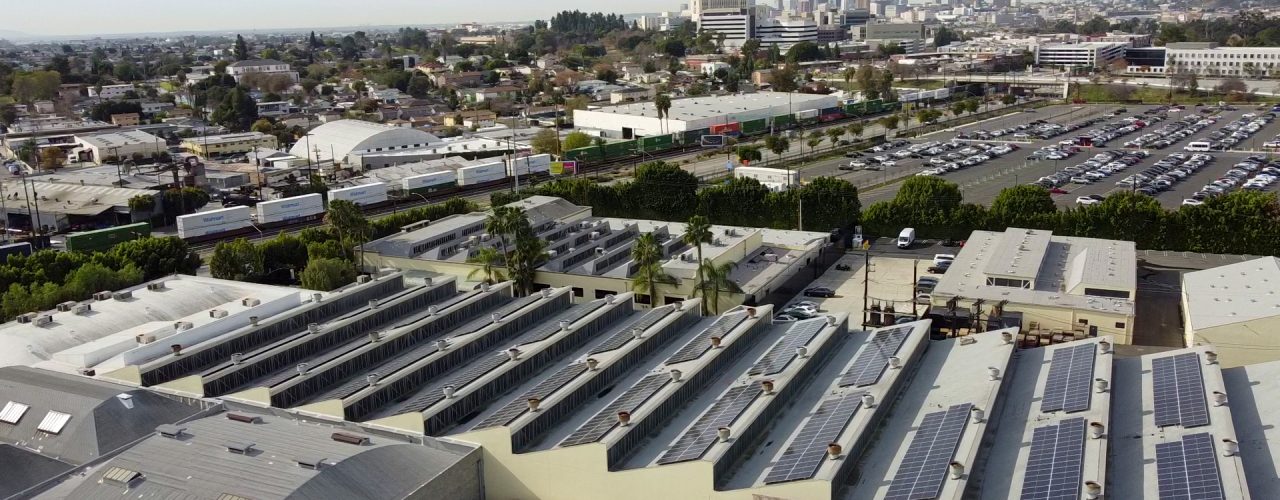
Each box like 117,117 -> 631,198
508,212 -> 547,296
826,127 -> 845,150
485,205 -> 523,262
785,42 -> 821,63
210,238 -> 264,281
654,92 -> 672,135
301,258 -> 357,291
467,247 -> 508,284
211,86 -> 259,132
530,129 -> 562,155
110,237 -> 201,279
259,233 -> 308,284
736,145 -> 762,165
324,200 -> 370,271
1002,94 -> 1017,105
693,259 -> 742,315
765,135 -> 790,158
847,122 -> 864,140
769,66 -> 799,93
631,161 -> 699,220
251,118 -> 274,134
798,176 -> 861,231
234,35 -> 250,61
630,232 -> 675,306
563,131 -> 593,151
682,215 -> 714,314
990,185 -> 1057,229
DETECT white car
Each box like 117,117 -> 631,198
1182,198 -> 1204,206
882,160 -> 897,167
933,254 -> 956,266
1076,195 -> 1104,205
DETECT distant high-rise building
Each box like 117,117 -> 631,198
690,0 -> 754,17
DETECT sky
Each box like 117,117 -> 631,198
0,0 -> 674,37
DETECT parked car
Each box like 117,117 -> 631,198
1076,194 -> 1104,205
803,287 -> 837,298
932,254 -> 956,266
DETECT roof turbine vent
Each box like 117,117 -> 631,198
1095,378 -> 1109,393
1222,438 -> 1239,457
827,443 -> 843,460
949,461 -> 965,479
1085,481 -> 1103,499
1212,391 -> 1228,407
861,393 -> 876,409
1090,421 -> 1106,439
1204,351 -> 1218,364
888,356 -> 902,369
717,427 -> 732,442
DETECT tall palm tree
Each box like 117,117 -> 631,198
467,247 -> 507,284
509,224 -> 548,296
485,205 -> 521,262
842,66 -> 857,89
693,259 -> 743,315
630,233 -> 674,307
654,93 -> 672,136
682,215 -> 713,314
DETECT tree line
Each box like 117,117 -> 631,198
0,237 -> 201,321
862,176 -> 1280,256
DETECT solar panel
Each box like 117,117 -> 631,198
390,352 -> 510,415
748,319 -> 826,376
656,385 -> 763,465
665,312 -> 748,365
884,403 -> 973,500
1040,343 -> 1097,413
472,362 -> 590,430
589,305 -> 676,355
1153,353 -> 1210,428
515,300 -> 607,346
1156,433 -> 1225,500
762,392 -> 865,484
837,324 -> 913,387
559,374 -> 671,447
1019,418 -> 1086,500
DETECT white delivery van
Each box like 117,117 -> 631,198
1185,141 -> 1212,152
897,228 -> 916,249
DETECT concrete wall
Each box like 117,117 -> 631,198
1188,318 -> 1280,368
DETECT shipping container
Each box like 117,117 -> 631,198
820,112 -> 844,122
603,140 -> 636,158
456,161 -> 506,186
65,222 -> 152,253
637,134 -> 674,151
845,101 -> 867,116
403,170 -> 458,192
564,147 -> 602,162
794,109 -> 820,120
0,242 -> 32,261
679,129 -> 708,145
884,100 -> 902,112
864,99 -> 885,114
255,193 -> 324,224
772,114 -> 795,128
740,119 -> 768,135
177,206 -> 252,239
329,182 -> 389,206
709,122 -> 741,135
507,154 -> 552,177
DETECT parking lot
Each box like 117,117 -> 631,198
801,103 -> 1280,209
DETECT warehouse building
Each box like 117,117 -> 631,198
572,92 -> 839,138
0,180 -> 160,231
70,130 -> 166,165
289,119 -> 442,166
1181,256 -> 1280,367
181,131 -> 279,158
928,227 -> 1137,343
360,196 -> 831,312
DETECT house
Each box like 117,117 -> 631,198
610,87 -> 656,104
466,85 -> 523,103
227,59 -> 299,84
431,72 -> 485,88
444,110 -> 497,128
110,113 -> 140,126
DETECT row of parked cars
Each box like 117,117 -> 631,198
1186,155 -> 1280,205
918,142 -> 1018,176
1026,144 -> 1080,161
1114,152 -> 1213,197
1199,113 -> 1275,150
955,119 -> 1041,140
1035,149 -> 1149,191
1124,115 -> 1211,149
1074,113 -> 1161,147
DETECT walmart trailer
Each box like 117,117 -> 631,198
255,193 -> 324,224
329,182 -> 389,206
177,206 -> 253,239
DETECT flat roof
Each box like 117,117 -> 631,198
0,180 -> 160,215
1222,358 -> 1280,498
1181,257 -> 1280,331
76,130 -> 164,150
932,229 -> 1136,315
576,92 -> 837,121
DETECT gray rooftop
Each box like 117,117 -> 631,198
1181,257 -> 1280,330
576,92 -> 838,121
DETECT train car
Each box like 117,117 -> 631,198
603,140 -> 636,158
883,100 -> 903,112
637,134 -> 674,152
403,170 -> 458,194
678,129 -> 708,145
864,99 -> 885,114
819,107 -> 845,122
329,182 -> 389,206
177,206 -> 252,240
255,193 -> 324,225
456,161 -> 507,186
844,101 -> 867,116
709,122 -> 741,136
507,154 -> 551,177
772,114 -> 796,130
740,118 -> 768,136
65,222 -> 152,253
564,147 -> 603,162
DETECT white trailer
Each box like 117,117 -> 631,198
456,161 -> 506,186
328,182 -> 389,206
507,154 -> 552,177
403,170 -> 457,192
255,193 -> 324,224
177,206 -> 252,239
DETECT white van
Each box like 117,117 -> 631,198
897,228 -> 916,249
1185,141 -> 1212,152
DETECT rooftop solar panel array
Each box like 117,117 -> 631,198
559,374 -> 671,447
762,392 -> 865,484
1040,343 -> 1097,414
390,351 -> 509,415
1152,353 -> 1210,428
472,362 -> 590,430
884,403 -> 973,500
514,300 -> 607,346
747,319 -> 826,376
588,305 -> 676,355
665,312 -> 748,365
1019,418 -> 1086,500
837,324 -> 913,388
1155,433 -> 1225,500
655,385 -> 764,465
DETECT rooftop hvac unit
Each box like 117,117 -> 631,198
357,275 -> 371,284
72,303 -> 91,315
595,247 -> 606,254
93,291 -> 113,301
241,297 -> 260,307
15,313 -> 35,324
467,235 -> 479,245
579,220 -> 592,229
112,291 -> 133,301
34,315 -> 53,327
225,441 -> 255,455
481,233 -> 491,241
155,424 -> 186,439
547,250 -> 558,258
135,334 -> 156,344
174,321 -> 193,331
296,457 -> 327,470
56,301 -> 77,312
225,412 -> 261,424
146,282 -> 166,291
208,309 -> 228,318
331,432 -> 370,446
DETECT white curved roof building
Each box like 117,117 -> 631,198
292,120 -> 441,163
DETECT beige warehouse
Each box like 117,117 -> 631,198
1181,256 -> 1280,367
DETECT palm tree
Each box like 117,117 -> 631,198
509,224 -> 548,296
654,92 -> 672,136
693,259 -> 743,315
630,233 -> 675,307
826,128 -> 844,151
842,66 -> 857,89
467,247 -> 507,284
485,205 -> 521,262
681,215 -> 713,314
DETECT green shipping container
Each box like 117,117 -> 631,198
884,100 -> 902,112
65,222 -> 152,253
603,140 -> 636,158
772,114 -> 795,128
740,119 -> 767,135
638,134 -> 673,151
564,147 -> 602,162
845,102 -> 866,116
865,99 -> 884,114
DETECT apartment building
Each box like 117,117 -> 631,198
1165,42 -> 1280,77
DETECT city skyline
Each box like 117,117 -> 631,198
0,0 -> 675,38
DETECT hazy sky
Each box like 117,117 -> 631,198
1,0 -> 674,37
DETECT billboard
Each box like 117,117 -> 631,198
550,161 -> 577,175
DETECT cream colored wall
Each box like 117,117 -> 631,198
930,298 -> 1134,344
450,427 -> 835,500
1193,317 -> 1280,368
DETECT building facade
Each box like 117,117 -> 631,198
696,9 -> 755,49
183,132 -> 280,158
1034,42 -> 1127,68
1165,42 -> 1280,78
226,59 -> 299,84
756,17 -> 820,48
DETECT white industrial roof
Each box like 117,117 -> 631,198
931,229 -> 1137,315
289,120 -> 441,162
579,92 -> 837,121
75,130 -> 164,150
1182,257 -> 1280,331
0,180 -> 158,215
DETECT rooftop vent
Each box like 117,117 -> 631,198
295,456 -> 327,470
135,334 -> 155,345
113,291 -> 132,301
93,291 -> 113,301
331,432 -> 370,446
174,321 -> 193,331
156,424 -> 186,439
101,466 -> 142,487
72,303 -> 91,315
56,301 -> 77,312
225,412 -> 261,424
146,282 -> 166,291
357,275 -> 372,284
33,314 -> 53,327
225,441 -> 255,455
15,312 -> 36,324
209,308 -> 228,318
241,297 -> 260,307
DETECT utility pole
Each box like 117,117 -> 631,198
862,249 -> 871,328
